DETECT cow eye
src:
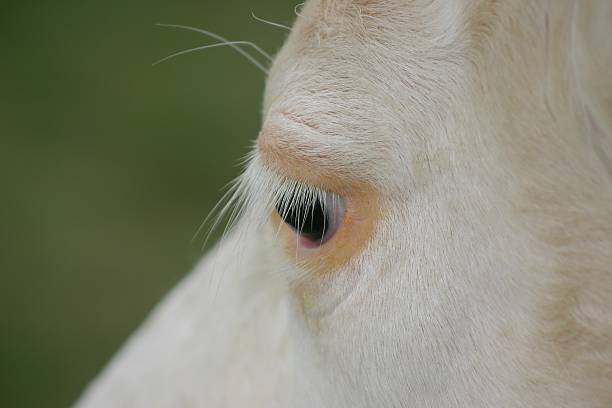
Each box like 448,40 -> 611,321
275,192 -> 344,247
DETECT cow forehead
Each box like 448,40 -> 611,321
264,0 -> 495,112
260,0 -> 484,189
291,0 -> 498,46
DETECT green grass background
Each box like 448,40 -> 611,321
0,1 -> 294,406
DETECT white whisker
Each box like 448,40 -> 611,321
153,41 -> 271,66
251,12 -> 292,31
155,23 -> 270,74
294,3 -> 305,16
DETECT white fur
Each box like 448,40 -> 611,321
77,1 -> 612,407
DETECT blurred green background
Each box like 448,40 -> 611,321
0,1 -> 293,406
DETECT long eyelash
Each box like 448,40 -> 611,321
197,151 -> 346,293
196,155 -> 329,258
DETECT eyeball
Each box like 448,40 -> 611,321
275,191 -> 345,248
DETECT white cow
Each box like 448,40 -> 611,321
77,1 -> 612,407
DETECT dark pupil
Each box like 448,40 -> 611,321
276,197 -> 327,242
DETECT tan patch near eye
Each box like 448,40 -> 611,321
257,112 -> 363,187
257,120 -> 334,187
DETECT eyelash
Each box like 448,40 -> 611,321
199,158 -> 347,254
274,186 -> 345,248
